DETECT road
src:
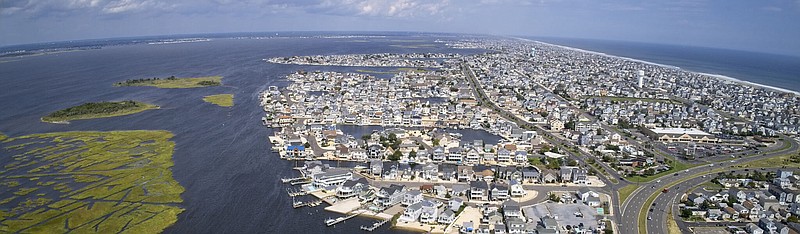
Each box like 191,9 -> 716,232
624,137 -> 798,234
647,168 -> 784,234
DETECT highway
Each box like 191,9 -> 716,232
624,137 -> 798,234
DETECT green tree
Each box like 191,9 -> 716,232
409,150 -> 417,158
389,150 -> 402,161
680,209 -> 692,218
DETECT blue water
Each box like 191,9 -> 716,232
0,35 -> 484,233
529,37 -> 800,93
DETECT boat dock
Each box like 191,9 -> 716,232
324,213 -> 359,226
360,219 -> 388,231
280,177 -> 307,184
292,199 -> 323,209
286,188 -> 307,197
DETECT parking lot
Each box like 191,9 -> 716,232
523,203 -> 601,230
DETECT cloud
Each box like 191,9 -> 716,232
1,0 -> 452,18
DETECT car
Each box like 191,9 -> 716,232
702,175 -> 707,178
685,169 -> 689,172
674,173 -> 679,176
649,208 -> 654,212
656,180 -> 661,183
648,216 -> 652,220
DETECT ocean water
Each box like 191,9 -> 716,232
0,36 -> 485,233
529,37 -> 800,93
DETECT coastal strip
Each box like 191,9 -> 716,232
114,76 -> 223,89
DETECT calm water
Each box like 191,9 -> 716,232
530,37 -> 800,93
0,36 -> 483,233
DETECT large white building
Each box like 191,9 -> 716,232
311,168 -> 353,188
642,127 -> 717,143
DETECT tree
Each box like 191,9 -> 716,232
303,142 -> 311,148
362,134 -> 371,141
548,193 -> 561,202
389,150 -> 402,161
432,138 -> 440,146
680,209 -> 692,218
409,150 -> 417,158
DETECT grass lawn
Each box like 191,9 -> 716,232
41,101 -> 158,123
203,94 -> 234,107
115,76 -> 222,88
625,159 -> 698,183
667,209 -> 682,234
618,184 -> 639,204
740,153 -> 800,168
0,132 -> 6,141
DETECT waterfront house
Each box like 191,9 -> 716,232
368,144 -> 385,159
419,200 -> 439,224
312,168 -> 352,188
403,190 -> 424,206
286,145 -> 306,159
400,202 -> 423,222
465,147 -> 481,164
374,184 -> 406,207
514,151 -> 527,164
438,210 -> 455,224
496,148 -> 511,163
336,178 -> 369,199
350,148 -> 367,161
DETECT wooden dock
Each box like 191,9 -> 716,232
325,213 -> 359,226
286,188 -> 307,197
292,199 -> 323,209
360,219 -> 388,231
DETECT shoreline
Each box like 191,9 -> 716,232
513,37 -> 800,96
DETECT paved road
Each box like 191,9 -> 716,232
624,137 -> 798,234
648,168 -> 783,234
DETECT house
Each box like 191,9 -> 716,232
448,147 -> 463,164
483,211 -> 503,224
351,148 -> 367,161
286,145 -> 306,158
419,200 -> 439,224
470,181 -> 489,201
506,217 -> 526,233
758,218 -> 777,233
438,210 -> 455,224
503,200 -> 524,221
422,163 -> 439,181
370,160 -> 383,176
494,224 -> 507,234
449,198 -> 464,211
514,151 -> 528,164
461,221 -> 475,233
745,223 -> 763,234
560,167 -> 574,183
374,184 -> 406,207
311,168 -> 352,188
465,147 -> 481,163
577,188 -> 600,201
476,224 -> 491,234
706,209 -> 723,220
491,183 -> 510,201
497,148 -> 511,162
452,184 -> 470,197
540,216 -> 559,231
368,144 -> 385,159
458,166 -> 475,182
432,146 -> 446,161
403,190 -> 424,206
401,202 -> 423,222
509,179 -> 526,197
541,170 -> 558,183
336,178 -> 369,199
586,197 -> 601,207
522,168 -> 540,183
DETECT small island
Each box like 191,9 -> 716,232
114,76 -> 222,88
203,94 -> 234,107
42,100 -> 158,123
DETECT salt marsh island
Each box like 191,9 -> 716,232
41,101 -> 158,123
114,76 -> 222,88
0,130 -> 185,233
203,94 -> 234,107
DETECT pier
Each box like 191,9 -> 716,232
292,199 -> 323,209
280,177 -> 307,184
360,219 -> 388,231
286,188 -> 307,197
325,213 -> 359,226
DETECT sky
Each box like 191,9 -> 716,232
1,0 -> 799,56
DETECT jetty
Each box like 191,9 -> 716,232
360,219 -> 389,231
325,213 -> 359,226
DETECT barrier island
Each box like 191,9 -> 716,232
203,94 -> 234,107
114,76 -> 222,88
41,101 -> 158,123
0,130 -> 184,233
